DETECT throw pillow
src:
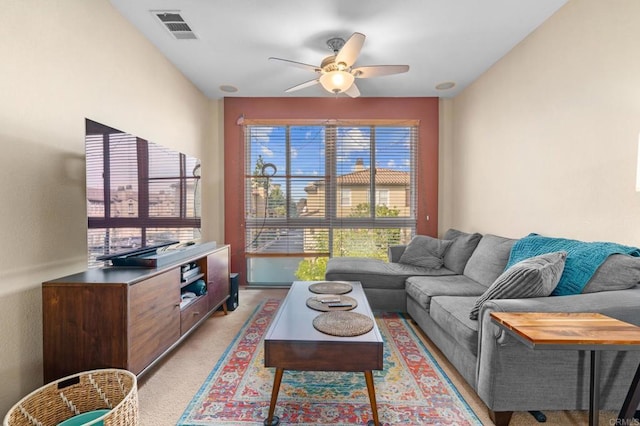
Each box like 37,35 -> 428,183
469,251 -> 567,320
443,229 -> 483,274
398,235 -> 453,269
582,254 -> 640,293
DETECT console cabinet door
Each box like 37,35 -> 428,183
42,284 -> 128,382
128,269 -> 181,374
207,246 -> 230,311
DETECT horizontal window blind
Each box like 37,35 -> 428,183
244,121 -> 417,283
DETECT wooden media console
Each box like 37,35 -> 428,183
42,244 -> 230,382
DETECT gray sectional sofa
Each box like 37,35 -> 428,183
325,229 -> 640,425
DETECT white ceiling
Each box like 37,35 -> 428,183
109,0 -> 568,100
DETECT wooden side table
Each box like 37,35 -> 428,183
490,312 -> 640,426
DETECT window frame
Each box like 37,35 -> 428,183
244,120 -> 418,261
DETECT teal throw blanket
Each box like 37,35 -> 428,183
506,234 -> 640,296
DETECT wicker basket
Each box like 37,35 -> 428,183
3,369 -> 138,426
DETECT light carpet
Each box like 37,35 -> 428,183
177,298 -> 482,425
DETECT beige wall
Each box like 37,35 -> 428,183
443,0 -> 640,244
0,0 -> 221,414
202,98 -> 225,243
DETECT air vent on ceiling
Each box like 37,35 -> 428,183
153,11 -> 197,40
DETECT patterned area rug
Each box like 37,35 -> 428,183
178,299 -> 481,425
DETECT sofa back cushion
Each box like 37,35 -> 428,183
443,229 -> 483,274
463,234 -> 516,287
583,254 -> 640,293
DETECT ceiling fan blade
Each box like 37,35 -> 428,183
352,65 -> 410,78
284,78 -> 320,93
335,32 -> 365,68
269,57 -> 321,73
344,82 -> 360,98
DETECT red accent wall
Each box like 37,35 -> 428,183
223,97 -> 439,284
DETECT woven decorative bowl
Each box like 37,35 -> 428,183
3,369 -> 138,426
308,281 -> 353,295
312,311 -> 375,337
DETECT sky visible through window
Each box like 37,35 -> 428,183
249,125 -> 413,201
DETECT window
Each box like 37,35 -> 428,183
86,120 -> 201,267
367,190 -> 389,207
341,189 -> 352,207
244,121 -> 417,285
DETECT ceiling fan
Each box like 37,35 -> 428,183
269,32 -> 409,98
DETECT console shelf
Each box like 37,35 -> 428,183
182,272 -> 205,287
42,244 -> 230,382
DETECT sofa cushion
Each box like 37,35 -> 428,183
406,275 -> 487,313
583,254 -> 640,293
443,229 -> 483,274
463,234 -> 517,287
469,251 -> 567,320
325,257 -> 456,290
429,296 -> 479,356
398,235 -> 453,269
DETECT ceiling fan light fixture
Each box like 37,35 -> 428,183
270,32 -> 408,97
319,70 -> 354,94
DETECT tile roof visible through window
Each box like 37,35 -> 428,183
305,168 -> 409,191
338,168 -> 409,185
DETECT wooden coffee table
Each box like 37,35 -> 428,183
263,281 -> 384,426
491,312 -> 640,426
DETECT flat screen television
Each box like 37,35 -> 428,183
85,119 -> 201,267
